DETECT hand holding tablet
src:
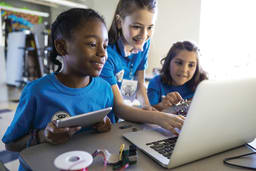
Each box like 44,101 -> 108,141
55,107 -> 112,128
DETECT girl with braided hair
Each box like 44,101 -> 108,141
2,8 -> 112,171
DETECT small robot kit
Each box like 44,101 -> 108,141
163,99 -> 191,116
92,144 -> 138,170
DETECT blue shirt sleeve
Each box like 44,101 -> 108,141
2,84 -> 36,144
100,48 -> 117,86
147,75 -> 162,105
137,40 -> 150,71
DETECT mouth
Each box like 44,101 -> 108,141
177,74 -> 188,79
132,37 -> 145,45
130,48 -> 140,54
92,61 -> 105,71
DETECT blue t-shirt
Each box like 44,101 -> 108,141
100,39 -> 150,88
2,73 -> 114,171
147,75 -> 194,105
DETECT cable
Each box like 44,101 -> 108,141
119,144 -> 125,160
223,152 -> 256,170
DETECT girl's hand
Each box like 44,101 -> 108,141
93,116 -> 112,133
160,92 -> 183,110
42,121 -> 82,144
156,113 -> 185,135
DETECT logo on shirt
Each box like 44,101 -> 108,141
116,69 -> 124,83
51,111 -> 70,121
121,79 -> 138,97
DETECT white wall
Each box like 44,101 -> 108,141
49,0 -> 201,74
86,0 -> 201,74
85,0 -> 119,29
148,0 -> 201,74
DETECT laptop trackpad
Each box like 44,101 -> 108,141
123,124 -> 176,145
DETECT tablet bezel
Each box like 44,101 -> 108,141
55,107 -> 112,128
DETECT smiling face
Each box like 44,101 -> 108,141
62,19 -> 108,77
119,9 -> 156,53
169,50 -> 198,86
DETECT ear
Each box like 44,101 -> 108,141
115,15 -> 122,30
54,39 -> 67,56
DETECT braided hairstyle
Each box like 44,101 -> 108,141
160,41 -> 208,91
108,0 -> 157,44
50,8 -> 106,73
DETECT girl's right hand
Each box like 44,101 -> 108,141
160,92 -> 183,110
42,121 -> 82,144
93,116 -> 112,133
156,112 -> 185,135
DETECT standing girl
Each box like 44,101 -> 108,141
99,0 -> 184,131
100,0 -> 157,109
147,41 -> 208,111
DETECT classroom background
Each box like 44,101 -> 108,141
0,0 -> 255,170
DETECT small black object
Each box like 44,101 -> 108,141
223,152 -> 256,170
0,109 -> 12,114
113,144 -> 138,170
132,128 -> 138,132
119,125 -> 132,129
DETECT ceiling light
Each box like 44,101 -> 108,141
22,0 -> 58,8
41,0 -> 87,8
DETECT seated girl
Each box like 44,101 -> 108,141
2,8 -> 112,171
147,41 -> 208,112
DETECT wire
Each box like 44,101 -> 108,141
119,144 -> 125,160
223,152 -> 256,170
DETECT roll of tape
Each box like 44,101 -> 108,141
54,151 -> 93,171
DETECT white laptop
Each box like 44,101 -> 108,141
123,78 -> 256,168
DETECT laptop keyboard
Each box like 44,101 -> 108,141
146,136 -> 178,159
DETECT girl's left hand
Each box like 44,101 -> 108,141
93,116 -> 112,132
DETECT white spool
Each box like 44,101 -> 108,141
54,151 -> 93,170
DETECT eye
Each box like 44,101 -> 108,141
189,63 -> 195,68
131,25 -> 141,29
147,26 -> 153,31
103,44 -> 108,49
87,42 -> 96,48
175,61 -> 182,65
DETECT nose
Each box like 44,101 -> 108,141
139,28 -> 148,40
181,64 -> 189,73
97,46 -> 107,59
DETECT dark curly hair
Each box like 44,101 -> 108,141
160,41 -> 208,91
50,8 -> 106,73
108,0 -> 157,44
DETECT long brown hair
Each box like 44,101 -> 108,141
108,0 -> 157,44
160,41 -> 208,91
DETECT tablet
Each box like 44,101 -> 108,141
55,107 -> 112,128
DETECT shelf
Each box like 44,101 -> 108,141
0,5 -> 49,17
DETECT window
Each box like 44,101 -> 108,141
199,0 -> 256,80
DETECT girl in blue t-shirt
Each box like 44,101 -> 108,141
148,41 -> 208,111
2,9 -> 113,171
100,0 -> 157,110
